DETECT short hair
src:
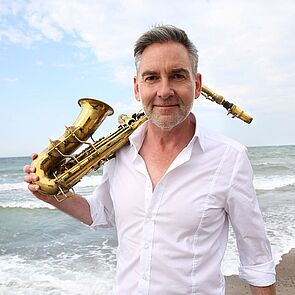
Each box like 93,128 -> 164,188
134,24 -> 199,73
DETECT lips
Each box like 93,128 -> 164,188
153,104 -> 179,108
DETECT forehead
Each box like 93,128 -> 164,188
137,41 -> 193,73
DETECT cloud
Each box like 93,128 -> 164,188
1,0 -> 295,114
2,77 -> 18,82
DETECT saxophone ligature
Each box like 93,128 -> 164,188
31,86 -> 252,201
201,85 -> 253,124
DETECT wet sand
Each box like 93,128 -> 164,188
225,248 -> 295,294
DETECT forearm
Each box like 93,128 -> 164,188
250,284 -> 276,295
48,192 -> 93,225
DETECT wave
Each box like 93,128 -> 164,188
253,162 -> 292,170
254,175 -> 295,190
0,200 -> 55,210
0,182 -> 27,192
1,173 -> 294,194
0,253 -> 115,295
75,175 -> 102,188
0,175 -> 102,193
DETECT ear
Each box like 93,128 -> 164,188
134,76 -> 141,101
194,73 -> 202,99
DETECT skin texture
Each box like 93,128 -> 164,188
134,41 -> 201,132
24,40 -> 275,294
250,284 -> 276,295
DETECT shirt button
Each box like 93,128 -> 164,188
142,274 -> 148,280
144,243 -> 149,249
146,211 -> 154,219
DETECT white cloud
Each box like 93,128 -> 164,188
35,59 -> 44,65
1,0 -> 295,134
0,26 -> 42,47
2,77 -> 18,82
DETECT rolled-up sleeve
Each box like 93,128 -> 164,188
225,148 -> 276,286
84,161 -> 115,229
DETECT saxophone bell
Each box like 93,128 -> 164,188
31,98 -> 114,198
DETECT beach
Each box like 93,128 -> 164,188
225,248 -> 295,294
0,146 -> 294,294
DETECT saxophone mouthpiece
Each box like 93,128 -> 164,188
201,85 -> 253,124
226,103 -> 253,124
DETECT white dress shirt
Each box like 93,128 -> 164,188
85,114 -> 275,295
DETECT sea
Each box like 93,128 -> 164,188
0,145 -> 294,294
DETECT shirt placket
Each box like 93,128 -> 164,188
138,179 -> 164,295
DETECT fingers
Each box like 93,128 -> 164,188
28,183 -> 40,192
23,154 -> 50,201
24,174 -> 39,183
23,165 -> 36,174
23,162 -> 39,188
31,153 -> 38,160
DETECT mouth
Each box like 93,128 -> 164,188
153,104 -> 179,108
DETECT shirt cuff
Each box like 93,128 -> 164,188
84,195 -> 110,229
239,260 -> 276,286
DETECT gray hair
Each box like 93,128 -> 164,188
134,25 -> 199,73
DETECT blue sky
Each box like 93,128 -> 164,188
1,0 -> 295,157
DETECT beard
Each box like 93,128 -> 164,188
143,96 -> 193,131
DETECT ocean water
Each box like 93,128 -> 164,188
0,145 -> 294,294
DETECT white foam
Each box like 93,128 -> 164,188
222,202 -> 295,276
254,174 -> 295,190
0,254 -> 115,295
0,199 -> 55,209
0,174 -> 102,194
3,173 -> 293,194
0,181 -> 27,192
222,231 -> 295,276
75,175 -> 102,188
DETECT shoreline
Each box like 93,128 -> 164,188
225,248 -> 295,294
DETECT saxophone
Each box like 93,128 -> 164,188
32,86 -> 253,200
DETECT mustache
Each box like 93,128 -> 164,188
151,97 -> 182,106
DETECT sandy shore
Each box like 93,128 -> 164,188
225,248 -> 295,294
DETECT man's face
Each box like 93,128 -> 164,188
134,41 -> 201,131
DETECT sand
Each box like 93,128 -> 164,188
225,248 -> 295,294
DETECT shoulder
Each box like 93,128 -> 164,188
198,125 -> 247,154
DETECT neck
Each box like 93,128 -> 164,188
145,114 -> 195,150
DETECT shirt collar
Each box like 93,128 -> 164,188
189,113 -> 205,152
128,112 -> 205,159
129,120 -> 148,159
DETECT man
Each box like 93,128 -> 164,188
24,25 -> 276,294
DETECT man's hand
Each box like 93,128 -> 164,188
23,153 -> 54,203
23,153 -> 92,225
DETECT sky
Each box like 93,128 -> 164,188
0,0 -> 295,157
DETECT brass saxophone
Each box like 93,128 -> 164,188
32,86 -> 253,200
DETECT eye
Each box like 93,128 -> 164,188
145,75 -> 159,82
171,73 -> 185,80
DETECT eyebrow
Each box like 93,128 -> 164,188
170,68 -> 190,75
141,70 -> 158,78
141,68 -> 190,78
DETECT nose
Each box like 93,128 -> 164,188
156,79 -> 174,99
